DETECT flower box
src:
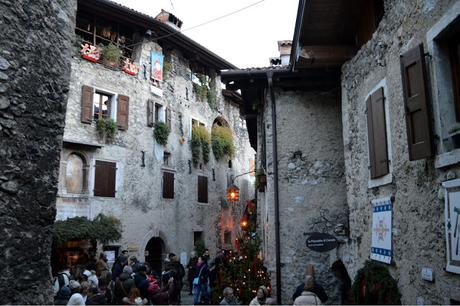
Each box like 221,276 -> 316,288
123,67 -> 138,76
82,54 -> 99,63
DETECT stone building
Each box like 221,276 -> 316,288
225,0 -> 460,304
54,0 -> 255,274
0,0 -> 75,304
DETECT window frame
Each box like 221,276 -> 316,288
92,88 -> 117,121
427,3 -> 460,168
366,79 -> 393,188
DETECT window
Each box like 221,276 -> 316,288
94,160 -> 116,197
163,152 -> 171,166
194,231 -> 203,246
66,153 -> 87,194
366,80 -> 392,187
93,91 -> 113,120
427,4 -> 460,166
198,176 -> 208,203
80,85 -> 129,130
162,171 -> 174,199
224,231 -> 232,245
155,103 -> 162,123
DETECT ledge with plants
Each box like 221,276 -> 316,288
191,125 -> 210,167
96,118 -> 117,143
53,214 -> 122,246
154,121 -> 170,146
211,125 -> 235,161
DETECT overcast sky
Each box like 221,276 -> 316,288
111,0 -> 299,68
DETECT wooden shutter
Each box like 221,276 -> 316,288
367,87 -> 389,179
147,100 -> 154,127
166,107 -> 172,130
117,95 -> 129,130
94,161 -> 116,197
198,176 -> 208,203
163,172 -> 174,199
81,85 -> 94,124
400,44 -> 433,160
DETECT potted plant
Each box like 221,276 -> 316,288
100,43 -> 122,67
80,43 -> 100,62
153,122 -> 170,146
96,118 -> 117,143
122,58 -> 139,76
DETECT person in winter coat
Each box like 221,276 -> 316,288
219,287 -> 239,305
96,252 -> 109,277
186,251 -> 198,295
293,276 -> 322,306
249,286 -> 268,305
292,265 -> 328,303
148,276 -> 176,305
113,266 -> 135,304
193,256 -> 210,304
112,255 -> 128,281
54,286 -> 72,305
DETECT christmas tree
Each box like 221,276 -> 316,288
212,200 -> 271,304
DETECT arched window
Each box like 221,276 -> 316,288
65,153 -> 87,194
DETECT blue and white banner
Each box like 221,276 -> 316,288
371,196 -> 392,264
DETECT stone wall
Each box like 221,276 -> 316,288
342,0 -> 460,303
57,38 -> 255,268
258,87 -> 347,304
0,0 -> 75,304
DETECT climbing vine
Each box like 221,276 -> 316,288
211,125 -> 235,160
191,125 -> 210,166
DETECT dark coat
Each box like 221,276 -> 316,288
150,282 -> 176,305
193,262 -> 209,285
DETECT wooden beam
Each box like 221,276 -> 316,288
299,45 -> 356,64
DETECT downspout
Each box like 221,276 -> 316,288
267,71 -> 282,304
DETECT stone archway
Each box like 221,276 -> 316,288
145,237 -> 165,275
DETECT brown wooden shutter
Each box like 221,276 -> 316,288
81,85 -> 94,124
166,107 -> 172,130
198,176 -> 208,203
163,172 -> 174,199
367,87 -> 389,179
400,44 -> 433,160
147,100 -> 154,127
117,95 -> 129,130
94,161 -> 116,197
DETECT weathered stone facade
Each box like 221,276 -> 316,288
0,0 -> 75,304
56,35 -> 255,270
257,87 -> 347,304
342,0 -> 460,304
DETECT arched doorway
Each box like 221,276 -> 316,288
145,237 -> 165,275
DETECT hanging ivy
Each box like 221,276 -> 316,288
352,260 -> 401,305
211,125 -> 235,160
96,118 -> 118,142
53,214 -> 122,246
191,125 -> 210,166
154,121 -> 170,146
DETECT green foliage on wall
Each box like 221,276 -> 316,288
154,121 -> 170,146
211,125 -> 235,160
352,260 -> 401,304
191,125 -> 211,166
100,43 -> 122,64
53,214 -> 122,245
96,118 -> 117,141
163,60 -> 171,80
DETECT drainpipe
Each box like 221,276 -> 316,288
267,71 -> 282,304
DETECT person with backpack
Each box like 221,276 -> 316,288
53,266 -> 71,295
193,256 -> 209,305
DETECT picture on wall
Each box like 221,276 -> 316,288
370,196 -> 392,264
151,50 -> 164,82
442,179 -> 460,274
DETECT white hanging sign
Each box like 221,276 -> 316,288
370,196 -> 392,264
442,179 -> 460,274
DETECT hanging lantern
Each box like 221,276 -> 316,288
227,184 -> 240,203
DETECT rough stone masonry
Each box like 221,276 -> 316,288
0,0 -> 75,303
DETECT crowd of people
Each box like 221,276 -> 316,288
53,249 -> 331,305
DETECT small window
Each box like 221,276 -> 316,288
94,160 -> 116,197
162,171 -> 174,199
198,175 -> 208,203
163,152 -> 171,166
224,231 -> 232,245
155,103 -> 162,123
228,160 -> 232,169
194,231 -> 203,246
93,91 -> 113,120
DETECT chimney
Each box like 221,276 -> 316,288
155,9 -> 183,31
277,40 -> 292,66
